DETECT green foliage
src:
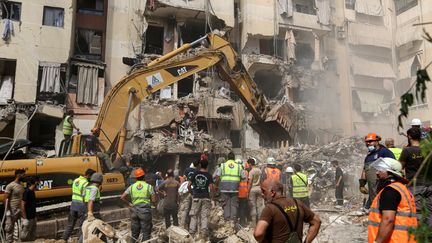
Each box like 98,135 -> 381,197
398,69 -> 430,130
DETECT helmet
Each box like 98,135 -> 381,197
203,147 -> 209,152
91,127 -> 99,134
410,118 -> 422,126
91,173 -> 103,184
266,157 -> 276,165
134,168 -> 145,178
370,157 -> 403,177
364,133 -> 381,142
285,167 -> 294,173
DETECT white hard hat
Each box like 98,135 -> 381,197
266,157 -> 276,165
285,167 -> 294,173
370,157 -> 403,177
410,118 -> 422,126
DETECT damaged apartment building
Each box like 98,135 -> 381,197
0,0 -> 427,166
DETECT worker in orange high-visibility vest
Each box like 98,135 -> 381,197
238,160 -> 250,226
261,157 -> 281,182
368,158 -> 417,243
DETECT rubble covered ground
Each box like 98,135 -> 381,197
35,137 -> 369,243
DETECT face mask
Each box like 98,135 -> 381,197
368,146 -> 376,152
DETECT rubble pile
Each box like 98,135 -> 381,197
248,136 -> 366,204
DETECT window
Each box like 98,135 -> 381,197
43,7 -> 64,27
293,0 -> 316,15
395,0 -> 418,15
74,29 -> 103,60
77,0 -> 104,15
1,1 -> 21,21
345,0 -> 355,10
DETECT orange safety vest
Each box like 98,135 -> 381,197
368,181 -> 417,243
238,171 -> 249,198
265,167 -> 281,182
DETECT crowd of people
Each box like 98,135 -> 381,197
2,117 -> 431,243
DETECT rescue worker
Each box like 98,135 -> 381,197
291,164 -> 310,207
80,173 -> 104,243
247,157 -> 263,227
182,160 -> 200,229
4,169 -> 25,243
188,159 -> 214,241
238,161 -> 249,226
253,179 -> 321,243
359,133 -> 395,211
368,158 -> 417,243
214,152 -> 246,225
200,147 -> 209,161
84,173 -> 103,221
20,176 -> 38,241
120,168 -> 157,242
331,160 -> 344,207
283,166 -> 294,197
62,168 -> 96,242
157,169 -> 180,228
385,138 -> 402,160
261,157 -> 281,182
409,118 -> 427,139
400,127 -> 432,226
63,110 -> 80,140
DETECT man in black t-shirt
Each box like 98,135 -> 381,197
21,177 -> 38,241
188,159 -> 214,241
182,160 -> 200,229
332,160 -> 344,206
400,127 -> 432,226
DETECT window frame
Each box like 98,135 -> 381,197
395,0 -> 418,15
42,6 -> 65,28
1,1 -> 22,21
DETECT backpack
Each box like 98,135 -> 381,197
270,200 -> 302,243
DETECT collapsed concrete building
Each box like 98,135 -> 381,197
0,0 -> 429,167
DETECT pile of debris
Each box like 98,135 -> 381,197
248,136 -> 366,205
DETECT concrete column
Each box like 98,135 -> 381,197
14,112 -> 30,153
311,32 -> 323,70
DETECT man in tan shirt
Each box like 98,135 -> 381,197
3,169 -> 25,243
247,158 -> 263,226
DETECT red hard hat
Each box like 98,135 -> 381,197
364,133 -> 381,142
135,168 -> 145,178
91,128 -> 99,134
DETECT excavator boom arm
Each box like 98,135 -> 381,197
95,34 -> 285,154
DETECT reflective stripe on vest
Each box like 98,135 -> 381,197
238,171 -> 249,198
291,172 -> 308,198
72,176 -> 88,202
63,115 -> 73,135
265,167 -> 281,182
220,160 -> 241,182
367,182 -> 417,243
130,181 -> 151,205
84,185 -> 100,203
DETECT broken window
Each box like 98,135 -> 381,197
75,29 -> 103,60
77,0 -> 104,15
144,25 -> 164,55
29,116 -> 60,150
37,63 -> 66,104
0,59 -> 16,104
254,70 -> 283,100
259,39 -> 285,58
230,131 -> 241,148
293,0 -> 316,15
177,76 -> 194,98
295,43 -> 315,68
345,0 -> 355,10
1,1 -> 21,21
43,7 -> 64,27
395,0 -> 418,15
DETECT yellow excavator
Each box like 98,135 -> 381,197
0,33 -> 293,203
